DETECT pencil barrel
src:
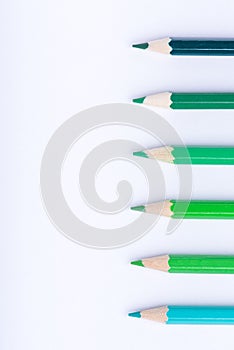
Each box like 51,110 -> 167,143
172,146 -> 234,165
167,306 -> 234,324
171,200 -> 234,219
170,39 -> 234,56
171,93 -> 234,109
169,255 -> 234,274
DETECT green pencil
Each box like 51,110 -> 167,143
132,37 -> 234,56
131,255 -> 234,274
133,92 -> 234,109
133,146 -> 234,165
131,200 -> 234,219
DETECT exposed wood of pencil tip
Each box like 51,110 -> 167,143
145,146 -> 175,163
141,306 -> 169,323
144,92 -> 172,108
148,37 -> 172,54
145,201 -> 173,217
142,255 -> 170,272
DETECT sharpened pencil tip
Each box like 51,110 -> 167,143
128,311 -> 141,318
131,260 -> 144,267
132,97 -> 146,104
133,151 -> 148,158
132,43 -> 149,50
131,205 -> 145,213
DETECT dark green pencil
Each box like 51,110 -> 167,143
132,37 -> 234,56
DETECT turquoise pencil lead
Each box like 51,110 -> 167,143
128,311 -> 141,318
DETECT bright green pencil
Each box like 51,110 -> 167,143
131,255 -> 234,274
133,146 -> 234,165
133,92 -> 234,109
131,200 -> 234,219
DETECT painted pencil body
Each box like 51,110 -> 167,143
133,92 -> 234,109
133,146 -> 234,165
129,306 -> 234,325
132,37 -> 234,56
131,200 -> 234,219
131,255 -> 234,274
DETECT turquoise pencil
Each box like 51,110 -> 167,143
129,306 -> 234,325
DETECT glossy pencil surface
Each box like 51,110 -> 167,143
169,255 -> 234,274
133,146 -> 234,165
171,200 -> 234,219
131,255 -> 234,274
167,306 -> 234,324
133,92 -> 234,109
171,93 -> 234,109
170,39 -> 234,56
132,37 -> 234,56
129,306 -> 234,324
173,146 -> 234,164
131,200 -> 234,219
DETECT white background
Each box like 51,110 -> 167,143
2,0 -> 234,349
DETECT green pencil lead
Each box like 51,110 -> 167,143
131,260 -> 144,267
131,205 -> 145,213
128,311 -> 141,318
133,150 -> 148,158
132,43 -> 149,50
132,97 -> 146,104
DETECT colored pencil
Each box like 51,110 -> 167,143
131,255 -> 234,274
129,306 -> 234,324
131,200 -> 234,219
133,92 -> 234,109
132,37 -> 234,56
133,146 -> 234,165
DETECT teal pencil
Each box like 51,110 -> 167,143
129,306 -> 234,325
132,37 -> 234,56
